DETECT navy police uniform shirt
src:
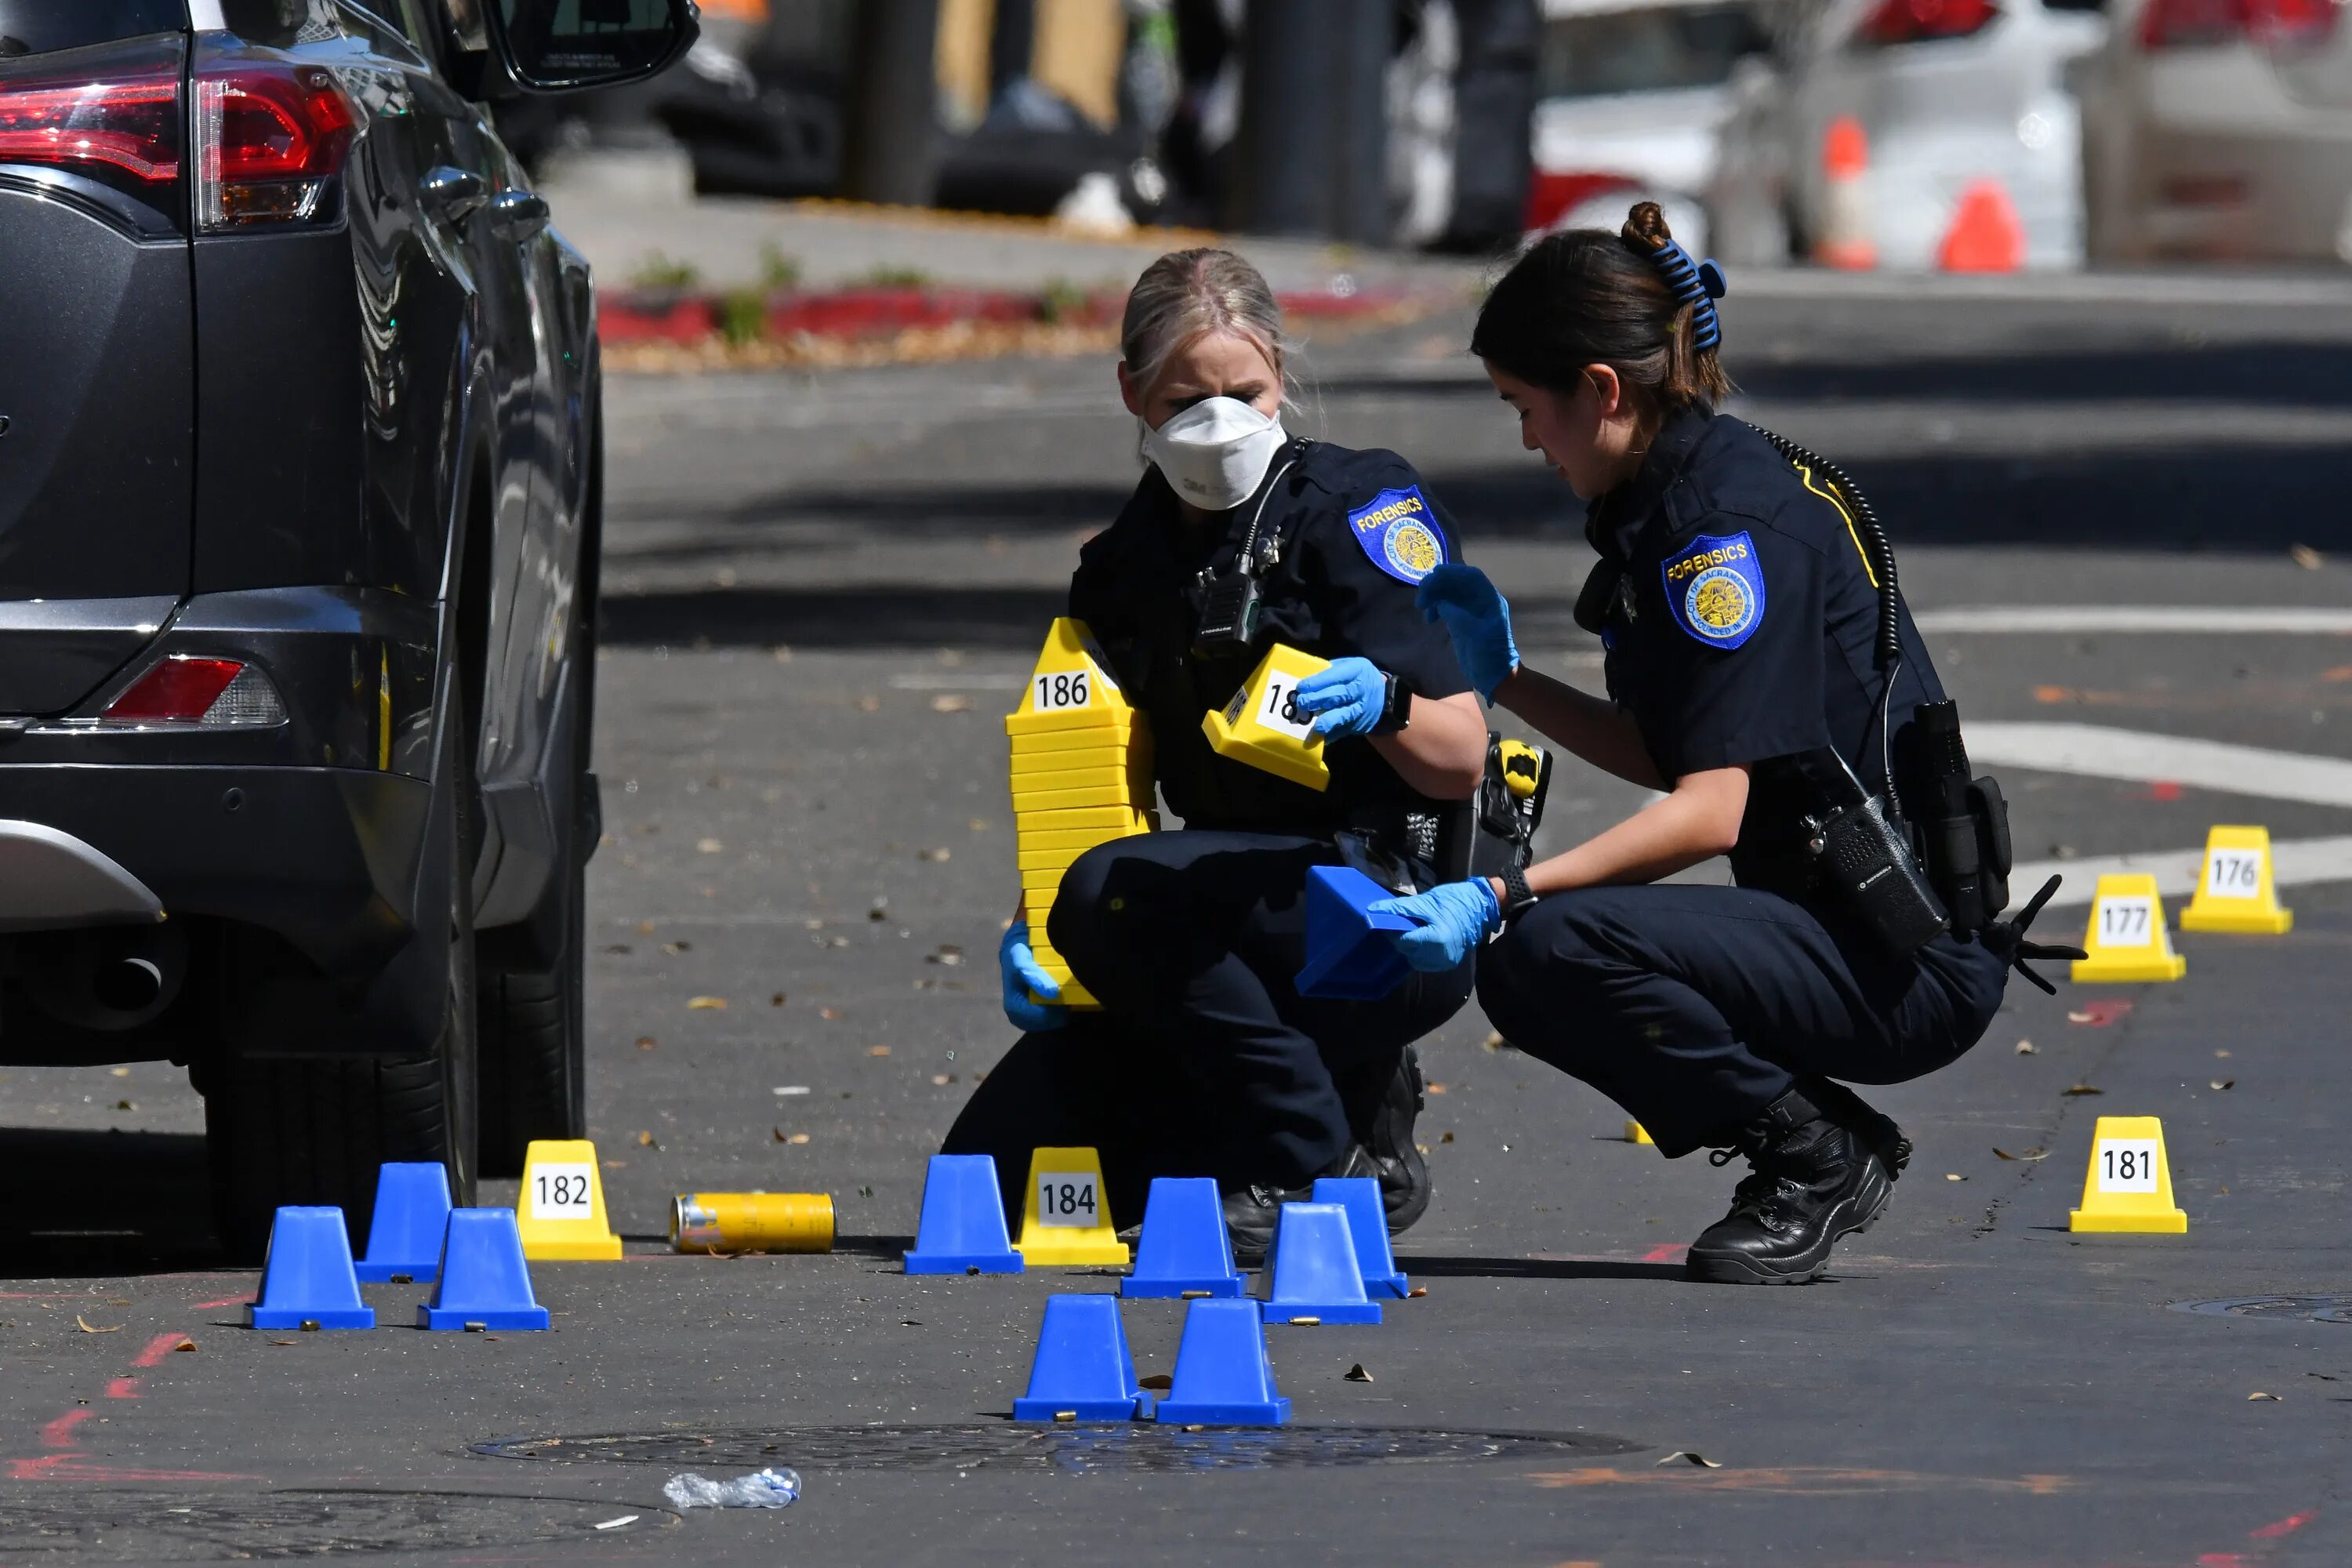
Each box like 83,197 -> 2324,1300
1070,440 -> 1472,835
1586,408 -> 1947,890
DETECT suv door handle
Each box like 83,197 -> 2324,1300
485,190 -> 550,242
419,165 -> 489,221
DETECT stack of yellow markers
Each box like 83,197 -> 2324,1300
1006,618 -> 1156,1008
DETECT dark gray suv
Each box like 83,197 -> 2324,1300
0,0 -> 690,1256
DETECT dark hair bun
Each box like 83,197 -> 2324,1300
1621,200 -> 1671,252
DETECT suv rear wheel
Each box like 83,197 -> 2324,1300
204,677 -> 481,1262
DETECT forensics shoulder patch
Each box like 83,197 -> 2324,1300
1345,485 -> 1448,584
1661,530 -> 1766,650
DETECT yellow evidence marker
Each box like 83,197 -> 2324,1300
1006,619 -> 1158,1011
517,1139 -> 624,1260
1200,642 -> 1332,792
2180,825 -> 2292,935
2068,1116 -> 2187,1233
1625,1120 -> 1654,1145
1014,1145 -> 1131,1266
2071,873 -> 2187,983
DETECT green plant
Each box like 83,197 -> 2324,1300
629,252 -> 702,292
717,287 -> 768,347
1038,278 -> 1089,325
865,264 -> 932,289
759,242 -> 802,292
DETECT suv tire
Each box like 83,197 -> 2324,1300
205,676 -> 482,1262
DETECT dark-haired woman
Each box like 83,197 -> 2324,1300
1370,204 -> 2071,1285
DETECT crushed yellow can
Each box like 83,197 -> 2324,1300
670,1192 -> 835,1254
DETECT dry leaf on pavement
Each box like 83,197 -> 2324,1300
1656,1452 -> 1722,1468
74,1316 -> 121,1334
688,996 -> 728,1011
2063,1082 -> 2104,1096
1993,1148 -> 2048,1162
1345,1363 -> 1374,1382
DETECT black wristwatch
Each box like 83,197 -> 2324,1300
1496,861 -> 1539,922
1370,671 -> 1411,735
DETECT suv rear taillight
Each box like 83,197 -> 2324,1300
1854,0 -> 2001,45
103,657 -> 287,728
191,58 -> 357,230
2139,0 -> 2336,48
0,37 -> 183,223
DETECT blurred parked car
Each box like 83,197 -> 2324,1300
1526,0 -> 1783,248
2081,0 -> 2352,263
1710,0 -> 2107,267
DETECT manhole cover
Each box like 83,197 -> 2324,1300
474,1422 -> 1646,1475
0,1490 -> 670,1559
2171,1295 -> 2352,1323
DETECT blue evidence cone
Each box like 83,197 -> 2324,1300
354,1162 -> 453,1283
1152,1298 -> 1290,1425
1261,1202 -> 1381,1326
1120,1177 -> 1243,1299
418,1208 -> 551,1330
1311,1175 -> 1409,1298
1011,1294 -> 1152,1421
248,1207 -> 375,1330
904,1153 -> 1024,1275
1294,865 -> 1415,1000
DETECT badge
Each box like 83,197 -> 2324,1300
1661,531 -> 1765,650
1346,485 -> 1448,585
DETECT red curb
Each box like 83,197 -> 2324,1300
596,283 -> 1415,344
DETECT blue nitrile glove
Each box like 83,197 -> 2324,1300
1415,564 -> 1520,700
1368,877 -> 1501,973
1000,920 -> 1066,1032
1291,656 -> 1391,739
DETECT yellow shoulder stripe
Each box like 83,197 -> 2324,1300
1792,462 -> 1879,590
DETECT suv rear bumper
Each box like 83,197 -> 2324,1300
0,586 -> 459,1060
0,764 -> 430,978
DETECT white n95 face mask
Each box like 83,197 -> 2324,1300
1141,396 -> 1287,511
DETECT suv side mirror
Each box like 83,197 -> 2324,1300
482,0 -> 699,93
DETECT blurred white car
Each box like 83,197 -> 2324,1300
1526,0 -> 1786,250
2081,0 -> 2352,263
1709,0 -> 2109,268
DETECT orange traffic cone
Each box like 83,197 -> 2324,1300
1937,180 -> 2025,273
1813,116 -> 1875,270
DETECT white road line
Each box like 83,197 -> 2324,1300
1965,722 -> 2352,809
1916,607 -> 2352,636
2012,836 -> 2352,911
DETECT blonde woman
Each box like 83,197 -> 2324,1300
943,249 -> 1487,1260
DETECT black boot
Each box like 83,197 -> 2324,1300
1684,1086 -> 1907,1286
1222,1145 -> 1381,1267
1345,1046 -> 1432,1236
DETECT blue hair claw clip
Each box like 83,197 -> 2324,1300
1649,239 -> 1727,354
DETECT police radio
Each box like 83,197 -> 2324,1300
1191,445 -> 1305,659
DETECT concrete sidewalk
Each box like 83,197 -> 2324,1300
538,180 -> 1490,299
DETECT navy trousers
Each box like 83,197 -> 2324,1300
1476,883 -> 2009,1156
942,830 -> 1472,1224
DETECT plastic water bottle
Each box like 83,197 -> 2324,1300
662,1467 -> 802,1510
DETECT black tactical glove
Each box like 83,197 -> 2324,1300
1978,874 -> 2086,995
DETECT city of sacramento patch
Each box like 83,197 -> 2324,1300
1661,530 -> 1765,650
1346,485 -> 1448,585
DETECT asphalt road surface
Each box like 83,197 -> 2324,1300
2,270 -> 2350,1565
